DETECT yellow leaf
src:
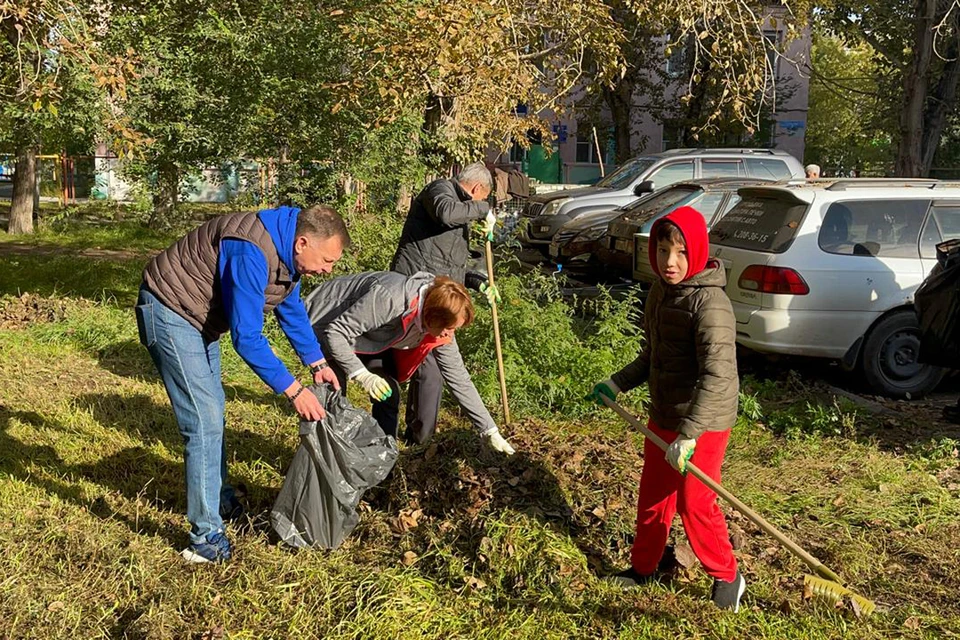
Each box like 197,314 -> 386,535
48,103 -> 58,117
33,99 -> 42,111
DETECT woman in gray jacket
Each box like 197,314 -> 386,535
303,271 -> 515,454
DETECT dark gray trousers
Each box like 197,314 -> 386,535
330,350 -> 443,445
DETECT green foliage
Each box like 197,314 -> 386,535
805,28 -> 893,172
738,388 -> 764,421
459,267 -> 646,418
765,399 -> 860,439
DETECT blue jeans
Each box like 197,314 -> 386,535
136,286 -> 237,545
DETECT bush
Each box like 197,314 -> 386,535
458,264 -> 647,419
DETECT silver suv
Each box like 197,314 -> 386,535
519,148 -> 804,248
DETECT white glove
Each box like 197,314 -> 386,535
665,436 -> 697,474
482,211 -> 497,239
352,369 -> 393,401
486,429 -> 515,455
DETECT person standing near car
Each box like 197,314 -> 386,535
389,162 -> 499,445
589,206 -> 746,611
805,164 -> 821,179
136,205 -> 349,563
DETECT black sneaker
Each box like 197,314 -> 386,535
711,571 -> 746,612
604,567 -> 658,588
604,545 -> 679,588
942,404 -> 960,424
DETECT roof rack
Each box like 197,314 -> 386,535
825,178 -> 939,191
660,148 -> 782,157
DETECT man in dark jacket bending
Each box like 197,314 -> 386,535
389,162 -> 497,444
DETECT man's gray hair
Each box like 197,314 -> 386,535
296,204 -> 352,247
457,162 -> 493,190
805,164 -> 821,177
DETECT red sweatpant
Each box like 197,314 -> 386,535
630,420 -> 738,582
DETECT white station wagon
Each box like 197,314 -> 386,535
708,179 -> 960,398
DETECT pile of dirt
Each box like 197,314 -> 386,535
0,293 -> 88,330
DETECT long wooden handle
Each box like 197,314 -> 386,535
485,239 -> 511,426
601,395 -> 842,584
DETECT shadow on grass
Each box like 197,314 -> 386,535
0,406 -> 183,546
0,254 -> 145,304
0,392 -> 303,548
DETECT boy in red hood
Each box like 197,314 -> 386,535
589,206 -> 744,611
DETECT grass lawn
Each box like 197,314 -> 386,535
0,221 -> 958,639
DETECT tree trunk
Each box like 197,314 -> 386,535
9,138 -> 38,234
895,0 -> 935,176
421,92 -> 455,169
920,31 -> 960,175
149,161 -> 179,227
604,79 -> 634,164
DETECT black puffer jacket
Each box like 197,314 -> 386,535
390,179 -> 489,284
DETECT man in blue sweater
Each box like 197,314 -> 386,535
137,205 -> 349,563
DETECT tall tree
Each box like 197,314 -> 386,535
106,0 -> 365,224
330,0 -> 624,167
827,0 -> 960,176
1,0 -> 142,234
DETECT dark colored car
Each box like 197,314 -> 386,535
596,178 -> 775,280
547,206 -> 634,267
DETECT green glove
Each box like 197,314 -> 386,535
587,379 -> 619,405
479,282 -> 501,306
665,436 -> 696,474
353,369 -> 393,402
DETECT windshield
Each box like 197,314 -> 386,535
621,186 -> 699,222
596,158 -> 657,189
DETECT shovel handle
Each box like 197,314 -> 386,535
601,395 -> 843,584
485,239 -> 511,426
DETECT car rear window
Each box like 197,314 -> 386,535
709,195 -> 808,253
745,158 -> 792,180
817,200 -> 930,257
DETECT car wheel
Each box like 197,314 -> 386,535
860,309 -> 945,399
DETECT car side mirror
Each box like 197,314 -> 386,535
634,181 -> 654,196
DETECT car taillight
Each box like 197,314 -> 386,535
738,265 -> 809,295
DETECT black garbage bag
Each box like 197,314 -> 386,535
270,384 -> 398,549
916,239 -> 960,367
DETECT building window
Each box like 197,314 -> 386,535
509,141 -> 527,163
665,36 -> 690,78
576,138 -> 602,164
575,123 -> 610,164
763,30 -> 781,80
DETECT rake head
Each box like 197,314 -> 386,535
803,574 -> 877,617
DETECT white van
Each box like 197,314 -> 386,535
709,179 -> 960,398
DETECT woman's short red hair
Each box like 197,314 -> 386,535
422,276 -> 475,332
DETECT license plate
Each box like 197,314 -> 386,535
615,238 -> 632,252
538,225 -> 551,233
